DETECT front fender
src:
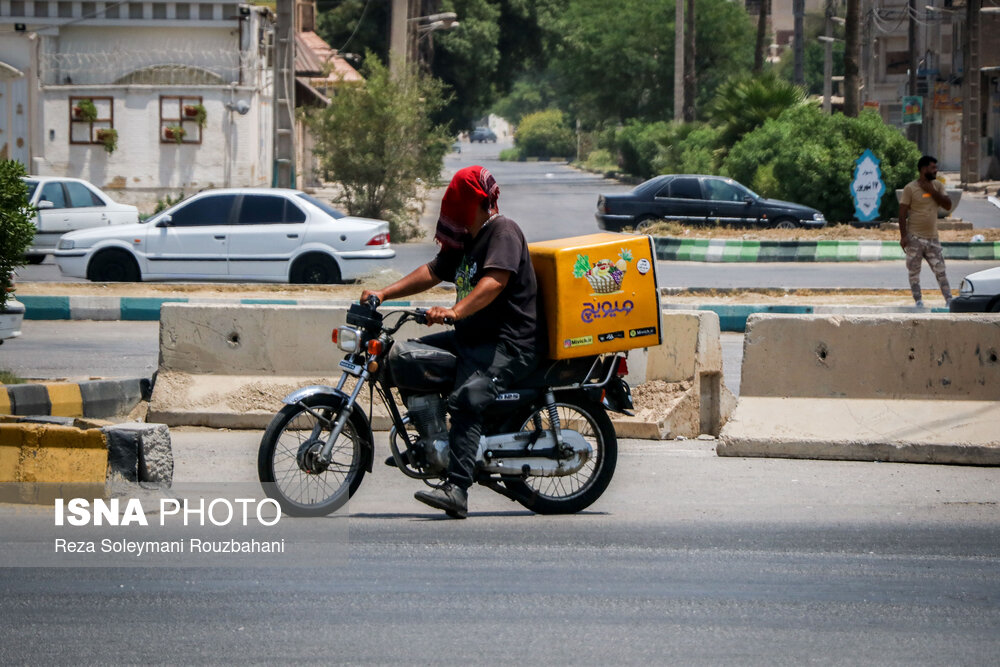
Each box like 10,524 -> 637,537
283,386 -> 375,473
283,385 -> 342,405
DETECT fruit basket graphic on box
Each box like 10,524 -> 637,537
574,248 -> 632,294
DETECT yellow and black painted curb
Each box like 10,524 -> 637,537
0,378 -> 152,419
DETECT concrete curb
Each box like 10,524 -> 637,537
1,378 -> 151,419
653,237 -> 1000,262
19,295 -> 950,331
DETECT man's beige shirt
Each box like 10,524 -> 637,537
900,179 -> 946,239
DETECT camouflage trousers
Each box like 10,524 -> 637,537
904,234 -> 951,304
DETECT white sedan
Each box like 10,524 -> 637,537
24,176 -> 139,263
950,265 -> 1000,313
54,189 -> 395,284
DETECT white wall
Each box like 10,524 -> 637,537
35,87 -> 270,201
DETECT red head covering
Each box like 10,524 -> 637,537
434,165 -> 500,250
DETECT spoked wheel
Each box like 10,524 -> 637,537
501,396 -> 617,515
257,395 -> 370,517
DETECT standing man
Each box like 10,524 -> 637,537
899,155 -> 953,308
361,166 -> 540,519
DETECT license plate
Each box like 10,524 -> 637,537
339,359 -> 365,376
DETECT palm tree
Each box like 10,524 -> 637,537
708,71 -> 806,149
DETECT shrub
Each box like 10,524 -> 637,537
514,109 -> 576,159
498,147 -> 524,162
652,122 -> 725,176
613,120 -> 673,179
304,54 -> 452,242
580,148 -> 618,174
0,160 -> 35,310
723,105 -> 920,223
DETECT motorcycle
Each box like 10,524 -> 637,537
257,297 -> 635,517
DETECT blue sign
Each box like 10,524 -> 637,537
850,149 -> 886,222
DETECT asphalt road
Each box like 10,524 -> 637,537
15,140 -> 999,289
2,433 -> 998,664
0,319 -> 749,394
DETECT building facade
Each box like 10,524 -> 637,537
0,1 -> 275,206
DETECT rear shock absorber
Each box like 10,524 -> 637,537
543,391 -> 564,449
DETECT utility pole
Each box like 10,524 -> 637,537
273,0 -> 295,188
683,0 -> 696,122
906,0 -> 920,145
674,0 -> 684,121
961,0 -> 981,185
822,0 -> 834,113
389,0 -> 408,75
843,0 -> 859,116
793,0 -> 805,85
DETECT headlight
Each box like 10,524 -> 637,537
813,212 -> 825,221
58,239 -> 75,250
959,279 -> 973,296
335,326 -> 362,353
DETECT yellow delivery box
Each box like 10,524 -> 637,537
529,233 -> 661,360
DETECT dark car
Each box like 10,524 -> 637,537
596,174 -> 827,232
470,126 -> 497,143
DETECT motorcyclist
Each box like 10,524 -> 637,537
360,166 -> 540,518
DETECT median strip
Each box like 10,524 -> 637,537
653,237 -> 1000,262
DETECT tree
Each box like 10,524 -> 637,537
708,71 -> 806,149
753,0 -> 769,73
0,160 -> 35,310
548,0 -> 753,125
514,109 -> 576,158
723,105 -> 920,222
303,56 -> 452,241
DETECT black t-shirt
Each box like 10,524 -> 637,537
427,215 -> 538,349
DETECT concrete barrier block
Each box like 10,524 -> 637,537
720,314 -> 1000,465
102,422 -> 173,484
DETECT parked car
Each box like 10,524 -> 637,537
596,174 -> 827,232
0,277 -> 25,344
22,176 -> 139,263
950,265 -> 1000,313
470,127 -> 497,143
53,189 -> 394,284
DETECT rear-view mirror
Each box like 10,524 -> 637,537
37,200 -> 54,210
156,214 -> 173,227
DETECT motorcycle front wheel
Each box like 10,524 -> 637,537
257,395 -> 370,517
501,396 -> 618,515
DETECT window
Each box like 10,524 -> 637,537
199,4 -> 214,20
34,1 -> 49,17
297,193 -> 345,219
159,95 -> 203,145
176,3 -> 190,19
705,179 -> 746,202
39,182 -> 67,209
65,182 -> 104,208
82,2 -> 96,17
169,195 -> 237,226
669,178 -> 702,200
10,1 -> 25,16
238,195 -> 306,224
24,179 -> 39,200
58,2 -> 74,18
105,3 -> 119,18
129,2 -> 144,19
152,3 -> 167,18
69,96 -> 114,146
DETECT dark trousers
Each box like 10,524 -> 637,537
415,331 -> 538,490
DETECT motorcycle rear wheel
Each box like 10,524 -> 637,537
501,396 -> 617,515
258,395 -> 370,517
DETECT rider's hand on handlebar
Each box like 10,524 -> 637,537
360,289 -> 383,307
425,306 -> 457,325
